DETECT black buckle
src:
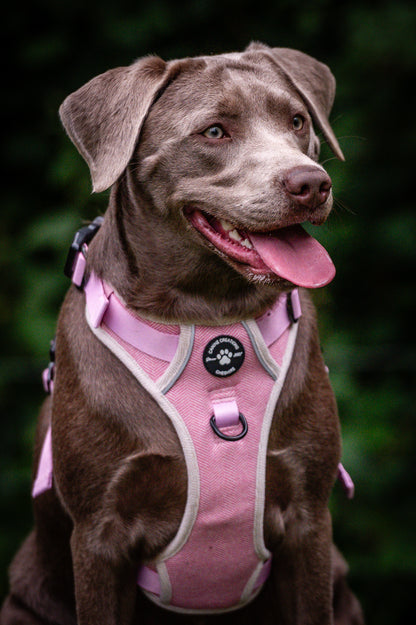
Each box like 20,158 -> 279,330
64,216 -> 104,281
286,291 -> 299,324
42,338 -> 56,394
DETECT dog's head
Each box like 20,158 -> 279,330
60,43 -> 343,300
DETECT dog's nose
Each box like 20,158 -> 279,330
283,166 -> 332,209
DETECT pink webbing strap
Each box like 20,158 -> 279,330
136,566 -> 161,597
72,252 -> 87,288
212,398 -> 240,428
84,272 -> 179,362
256,290 -> 301,347
32,425 -> 53,498
209,388 -> 241,429
337,463 -> 355,499
255,557 -> 272,589
84,272 -> 300,362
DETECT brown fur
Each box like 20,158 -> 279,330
1,43 -> 364,625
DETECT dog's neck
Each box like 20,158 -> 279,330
87,180 -> 283,325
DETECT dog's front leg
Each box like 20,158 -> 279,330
70,524 -> 138,625
271,509 -> 334,625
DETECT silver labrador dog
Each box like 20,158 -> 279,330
1,42 -> 364,625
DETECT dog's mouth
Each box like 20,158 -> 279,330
185,208 -> 335,288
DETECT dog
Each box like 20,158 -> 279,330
1,42 -> 364,625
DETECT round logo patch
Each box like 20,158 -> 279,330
203,335 -> 245,378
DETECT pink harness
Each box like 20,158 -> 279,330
33,263 -> 354,615
90,274 -> 301,613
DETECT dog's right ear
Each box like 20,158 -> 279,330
59,56 -> 175,193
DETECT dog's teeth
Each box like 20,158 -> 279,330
220,219 -> 234,232
241,238 -> 253,249
218,218 -> 253,249
229,229 -> 243,242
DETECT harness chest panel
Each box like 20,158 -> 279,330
161,325 -> 279,611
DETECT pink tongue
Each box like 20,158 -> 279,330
248,225 -> 336,288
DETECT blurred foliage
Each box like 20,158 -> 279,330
1,1 -> 415,623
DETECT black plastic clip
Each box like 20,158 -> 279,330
64,216 -> 104,283
286,291 -> 300,325
42,338 -> 56,394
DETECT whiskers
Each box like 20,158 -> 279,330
333,195 -> 356,216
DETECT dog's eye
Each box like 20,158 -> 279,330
292,115 -> 305,131
202,125 -> 226,139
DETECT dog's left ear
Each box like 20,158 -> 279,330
247,42 -> 345,161
59,56 -> 177,192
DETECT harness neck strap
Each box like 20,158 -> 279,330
83,271 -> 301,362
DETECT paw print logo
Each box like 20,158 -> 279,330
203,335 -> 245,377
217,349 -> 233,366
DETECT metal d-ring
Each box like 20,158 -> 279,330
210,413 -> 248,441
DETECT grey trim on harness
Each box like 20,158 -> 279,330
158,325 -> 196,394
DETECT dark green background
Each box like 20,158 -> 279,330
1,1 -> 415,622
